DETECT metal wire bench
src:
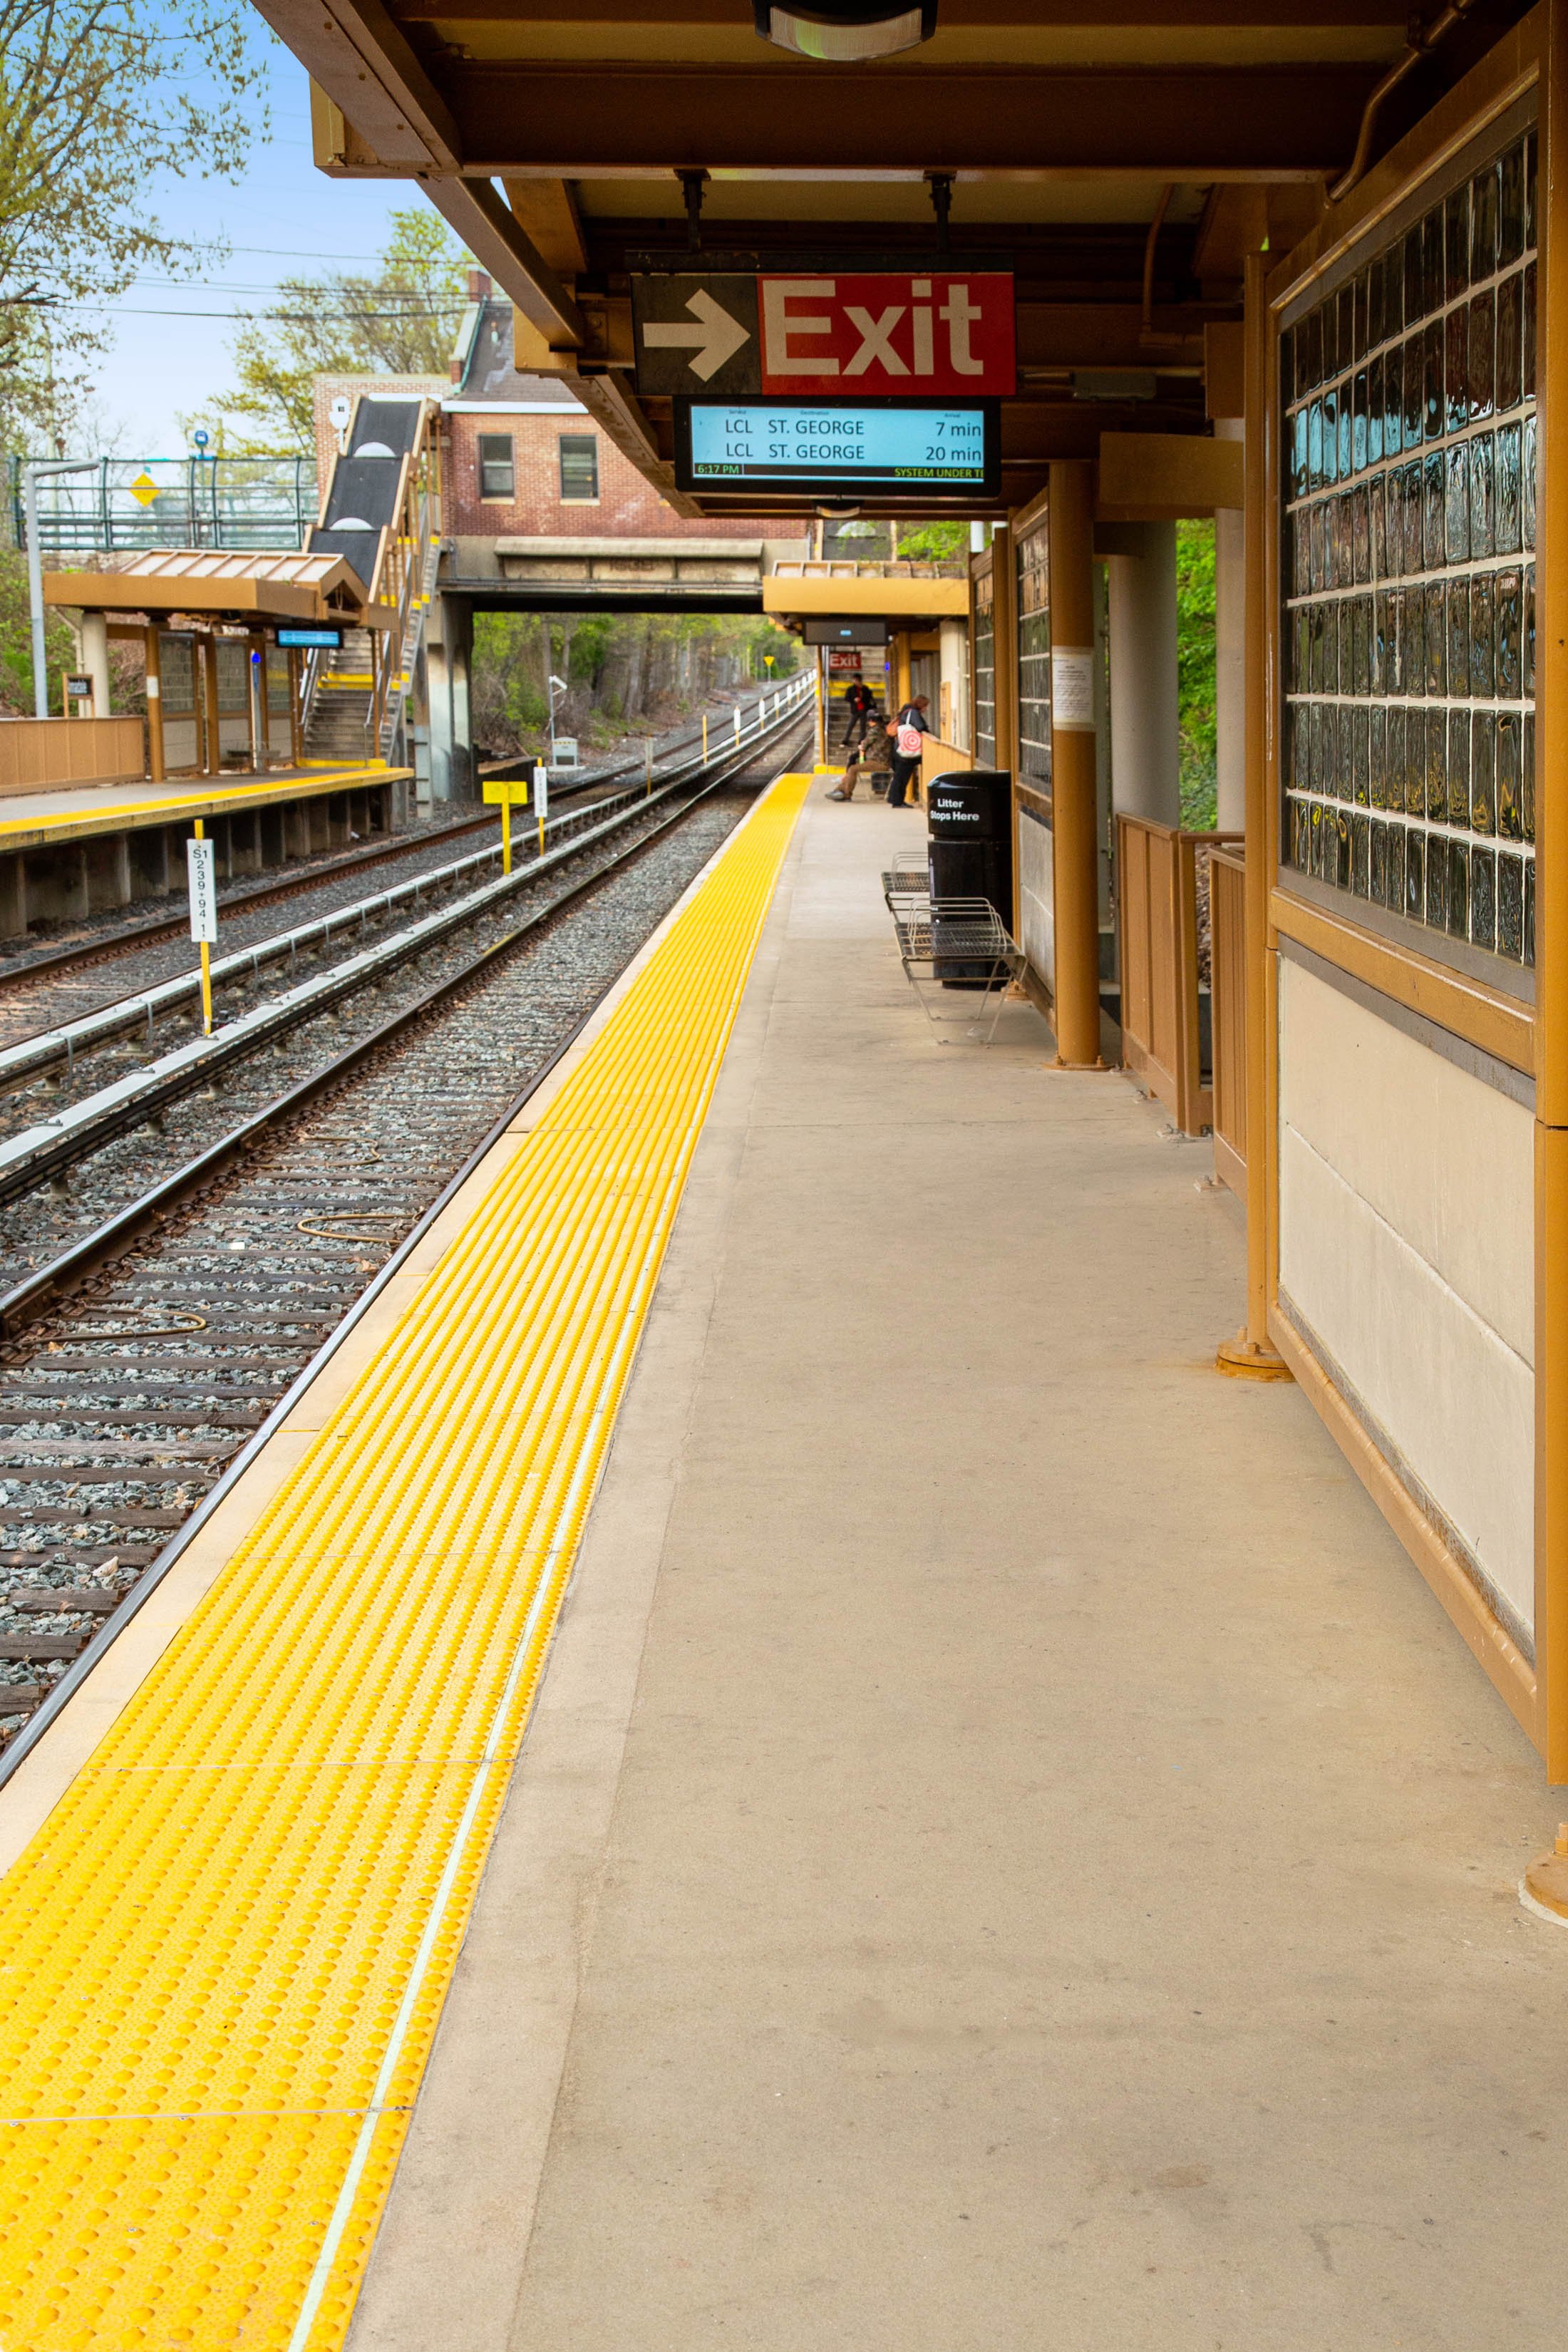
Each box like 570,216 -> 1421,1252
890,895 -> 1025,1043
880,850 -> 930,919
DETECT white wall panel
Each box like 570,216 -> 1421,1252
1279,956 -> 1535,1635
1018,807 -> 1054,992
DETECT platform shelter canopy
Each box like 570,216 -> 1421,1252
43,548 -> 388,629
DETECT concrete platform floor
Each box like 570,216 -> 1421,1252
349,786 -> 1567,2352
0,762 -> 399,850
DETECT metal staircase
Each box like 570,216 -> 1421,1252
301,395 -> 443,768
299,629 -> 378,767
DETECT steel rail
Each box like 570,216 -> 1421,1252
0,716 -> 813,1790
0,677 -> 809,1097
0,811 -> 497,994
0,682 -> 802,996
0,773 -> 658,1088
482,681 -> 805,793
0,690 -> 811,1209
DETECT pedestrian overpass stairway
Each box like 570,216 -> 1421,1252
301,392 -> 442,768
300,629 -> 379,767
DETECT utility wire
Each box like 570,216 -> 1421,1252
14,300 -> 473,321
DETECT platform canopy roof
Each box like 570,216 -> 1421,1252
43,548 -> 387,628
253,0 -> 1538,516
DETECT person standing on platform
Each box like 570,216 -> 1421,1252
840,677 -> 876,749
884,693 -> 930,809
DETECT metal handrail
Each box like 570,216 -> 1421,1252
11,453 -> 315,555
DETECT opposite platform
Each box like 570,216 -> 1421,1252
350,786 -> 1565,2352
0,763 -> 408,852
0,768 -> 814,2349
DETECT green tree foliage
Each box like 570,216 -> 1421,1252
470,611 -> 798,760
0,2 -> 267,445
1176,518 -> 1218,829
895,520 -> 970,565
200,209 -> 470,453
743,619 -> 799,678
0,549 -> 76,713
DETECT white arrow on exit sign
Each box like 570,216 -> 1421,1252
641,287 -> 752,383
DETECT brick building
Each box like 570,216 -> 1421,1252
312,274 -> 805,593
310,275 -> 805,803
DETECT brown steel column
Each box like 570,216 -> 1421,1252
250,633 -> 270,771
143,626 -> 165,784
1535,0 -> 1568,1778
1048,461 -> 1102,1067
1217,250 -> 1289,1380
287,648 -> 304,767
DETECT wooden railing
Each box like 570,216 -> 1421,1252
0,716 -> 145,795
1208,845 -> 1247,1194
919,734 -> 972,805
772,558 -> 966,579
1115,815 -> 1242,1135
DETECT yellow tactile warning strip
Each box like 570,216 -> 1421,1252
0,769 -> 813,2351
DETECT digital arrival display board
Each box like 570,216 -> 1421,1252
675,399 -> 998,500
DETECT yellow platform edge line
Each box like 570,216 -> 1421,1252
0,765 -> 404,840
0,767 -> 812,2352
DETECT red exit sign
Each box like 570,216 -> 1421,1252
760,274 -> 1014,397
631,270 -> 1016,399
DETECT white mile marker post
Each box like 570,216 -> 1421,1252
187,820 -> 217,1036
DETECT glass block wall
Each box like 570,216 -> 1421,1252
1281,121 -> 1537,968
974,563 -> 996,767
1016,517 -> 1051,786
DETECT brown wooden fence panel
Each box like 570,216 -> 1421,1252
1118,817 -> 1154,1067
1116,815 -> 1242,1136
0,717 -> 145,794
1209,845 -> 1247,1193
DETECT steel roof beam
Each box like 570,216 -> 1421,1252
435,63 -> 1371,175
422,176 -> 588,349
252,0 -> 588,349
388,0 -> 1407,23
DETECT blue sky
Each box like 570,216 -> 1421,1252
88,36 -> 412,454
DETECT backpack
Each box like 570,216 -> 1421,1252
897,722 -> 923,758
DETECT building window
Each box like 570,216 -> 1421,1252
1280,117 -> 1537,972
973,565 -> 995,767
1016,518 -> 1051,787
559,435 -> 599,502
478,434 -> 515,499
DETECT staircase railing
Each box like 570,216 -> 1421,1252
365,404 -> 443,764
299,644 -> 329,746
297,396 -> 443,768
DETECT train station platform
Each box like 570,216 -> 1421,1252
0,762 -> 411,936
0,761 -> 406,854
0,772 -> 1561,2349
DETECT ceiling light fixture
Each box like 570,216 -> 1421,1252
753,0 -> 937,63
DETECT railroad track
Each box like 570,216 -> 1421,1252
0,810 -> 495,1000
0,688 -> 780,1013
0,715 -> 812,1771
0,682 -> 811,1220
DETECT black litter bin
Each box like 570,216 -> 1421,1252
927,770 -> 1013,981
